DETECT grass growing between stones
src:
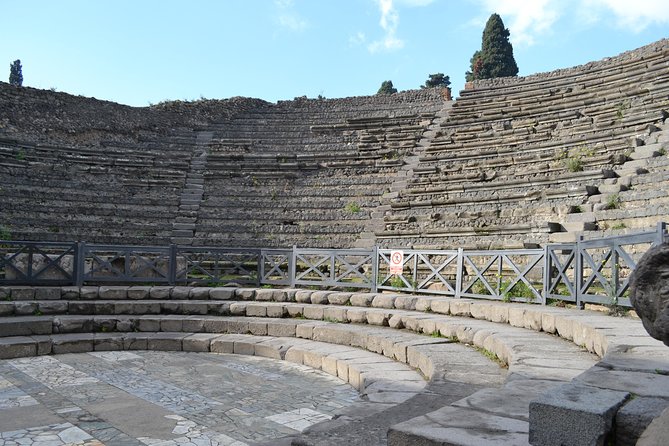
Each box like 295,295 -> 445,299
474,346 -> 507,368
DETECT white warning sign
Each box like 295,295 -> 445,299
389,250 -> 404,275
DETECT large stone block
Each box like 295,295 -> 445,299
630,243 -> 669,345
616,397 -> 669,446
529,383 -> 629,446
0,337 -> 37,359
209,287 -> 236,300
127,286 -> 151,300
99,286 -> 128,300
34,287 -> 61,300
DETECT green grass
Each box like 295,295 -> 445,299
474,346 -> 507,368
565,157 -> 584,172
345,202 -> 362,214
606,193 -> 622,210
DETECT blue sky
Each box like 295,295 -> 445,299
2,0 -> 668,106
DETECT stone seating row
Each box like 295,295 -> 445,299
457,44 -> 669,102
1,285 -> 667,444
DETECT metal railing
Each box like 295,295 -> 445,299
1,222 -> 666,307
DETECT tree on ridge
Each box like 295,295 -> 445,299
9,59 -> 23,87
377,80 -> 398,94
421,73 -> 450,89
466,13 -> 518,81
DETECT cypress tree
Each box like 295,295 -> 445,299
466,14 -> 518,81
9,59 -> 23,87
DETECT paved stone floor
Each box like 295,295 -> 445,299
0,352 -> 363,446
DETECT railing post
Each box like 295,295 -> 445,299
575,237 -> 583,309
542,245 -> 550,305
255,249 -> 261,287
168,244 -> 177,285
290,245 -> 297,288
75,241 -> 85,287
656,221 -> 667,245
455,248 -> 463,298
370,246 -> 378,293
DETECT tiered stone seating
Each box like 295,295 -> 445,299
377,40 -> 669,249
0,135 -> 194,245
0,285 -> 666,445
194,92 -> 444,248
568,122 -> 669,240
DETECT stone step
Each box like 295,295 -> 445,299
562,221 -> 598,232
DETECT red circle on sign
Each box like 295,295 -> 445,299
391,252 -> 402,265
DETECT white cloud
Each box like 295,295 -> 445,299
349,31 -> 367,46
475,0 -> 560,46
396,0 -> 436,6
278,14 -> 308,31
583,0 -> 669,30
274,0 -> 309,32
368,0 -> 404,53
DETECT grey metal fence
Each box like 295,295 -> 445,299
1,222 -> 666,307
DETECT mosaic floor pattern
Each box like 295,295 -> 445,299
0,351 -> 362,446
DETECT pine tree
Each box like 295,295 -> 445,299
9,60 -> 23,87
377,80 -> 397,95
421,73 -> 450,89
466,14 -> 518,81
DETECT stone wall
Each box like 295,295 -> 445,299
467,38 -> 669,92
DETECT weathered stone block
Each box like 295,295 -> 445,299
0,302 -> 13,316
147,334 -> 185,351
79,286 -> 99,300
394,296 -> 417,310
235,288 -> 256,301
171,286 -> 191,299
248,321 -> 268,336
52,334 -> 95,354
346,309 -> 367,323
189,287 -> 211,300
323,307 -> 347,322
183,334 -> 219,352
127,286 -> 151,300
266,305 -> 287,318
372,294 -> 395,309
233,341 -> 256,355
149,286 -> 172,299
34,287 -> 61,300
366,311 -> 389,326
246,304 -> 267,317
630,243 -> 669,345
616,397 -> 669,446
529,383 -> 629,446
328,292 -> 352,306
254,289 -> 275,301
61,287 -> 81,299
14,301 -> 37,316
267,321 -> 297,337
229,303 -> 247,316
449,300 -> 471,316
0,337 -> 37,359
430,299 -> 450,314
209,287 -> 236,300
99,286 -> 128,300
303,306 -> 324,320
38,301 -> 68,315
203,319 -> 228,333
11,287 -> 35,301
310,291 -> 332,305
350,293 -> 375,307
295,290 -> 313,303
182,302 -> 208,315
